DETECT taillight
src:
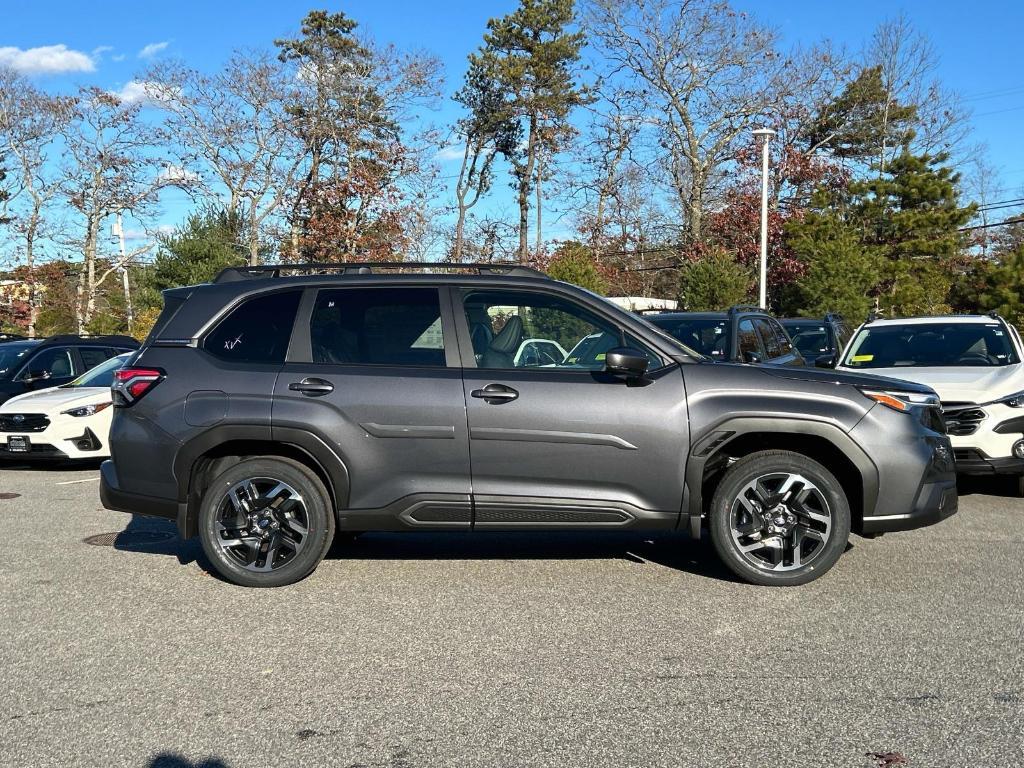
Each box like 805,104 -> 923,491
112,367 -> 164,407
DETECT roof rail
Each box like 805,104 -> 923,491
727,305 -> 766,315
214,261 -> 548,284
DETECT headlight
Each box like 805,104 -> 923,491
997,391 -> 1024,408
61,402 -> 112,418
859,388 -> 940,413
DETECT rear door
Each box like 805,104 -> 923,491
454,286 -> 689,528
273,285 -> 472,529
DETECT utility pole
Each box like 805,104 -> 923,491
752,127 -> 776,309
113,213 -> 134,335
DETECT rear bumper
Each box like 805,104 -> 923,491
100,459 -> 179,523
861,477 -> 959,533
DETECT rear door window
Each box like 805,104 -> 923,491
204,291 -> 302,364
310,287 -> 446,367
79,347 -> 110,371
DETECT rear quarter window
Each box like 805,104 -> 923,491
204,291 -> 302,364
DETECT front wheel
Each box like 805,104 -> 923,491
198,457 -> 335,587
708,450 -> 851,586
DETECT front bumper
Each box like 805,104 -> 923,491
861,477 -> 959,533
952,448 -> 1024,475
0,422 -> 107,461
850,404 -> 959,534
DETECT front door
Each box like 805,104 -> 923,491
455,287 -> 689,530
274,286 -> 472,529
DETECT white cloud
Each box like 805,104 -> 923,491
0,44 -> 95,75
109,80 -> 176,106
157,164 -> 200,185
137,41 -> 169,59
435,145 -> 465,162
111,54 -> 126,62
92,45 -> 114,60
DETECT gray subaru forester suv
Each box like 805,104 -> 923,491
100,263 -> 957,587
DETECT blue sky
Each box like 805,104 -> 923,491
3,0 -> 1023,245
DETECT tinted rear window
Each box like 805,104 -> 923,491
204,291 -> 302,364
310,288 -> 445,367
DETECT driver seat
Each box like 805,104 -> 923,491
481,315 -> 523,369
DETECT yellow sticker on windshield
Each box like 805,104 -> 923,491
595,353 -> 606,361
851,354 -> 874,362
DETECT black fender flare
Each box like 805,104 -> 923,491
684,416 -> 880,524
172,424 -> 351,537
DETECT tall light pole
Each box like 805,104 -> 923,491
752,127 -> 776,309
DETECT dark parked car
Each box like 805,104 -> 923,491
101,263 -> 956,588
780,314 -> 852,367
646,306 -> 805,366
0,334 -> 139,406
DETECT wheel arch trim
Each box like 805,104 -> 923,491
685,417 -> 879,524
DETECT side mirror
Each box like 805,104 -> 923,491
743,350 -> 762,364
605,347 -> 649,380
815,354 -> 837,369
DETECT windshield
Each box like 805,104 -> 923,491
781,321 -> 831,359
843,322 -> 1020,369
64,353 -> 131,388
0,341 -> 39,378
646,315 -> 729,360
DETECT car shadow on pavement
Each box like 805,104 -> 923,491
326,530 -> 744,583
148,754 -> 230,768
957,474 -> 1022,499
111,515 -> 745,583
112,514 -> 207,570
1,458 -> 106,472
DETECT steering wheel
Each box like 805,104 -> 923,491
956,352 -> 993,365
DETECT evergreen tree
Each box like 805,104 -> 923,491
978,245 -> 1024,329
787,145 -> 974,318
677,248 -> 753,311
465,0 -> 589,261
856,147 -> 975,315
147,207 -> 248,293
545,242 -> 608,295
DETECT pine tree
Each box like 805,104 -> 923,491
465,0 -> 588,261
677,248 -> 753,311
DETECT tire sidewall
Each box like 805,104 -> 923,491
198,457 -> 334,588
709,451 -> 851,586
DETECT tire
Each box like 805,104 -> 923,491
708,450 -> 851,586
198,456 -> 335,587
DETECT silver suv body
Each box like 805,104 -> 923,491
100,264 -> 957,587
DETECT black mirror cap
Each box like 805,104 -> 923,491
815,354 -> 837,369
743,350 -> 762,364
605,347 -> 649,379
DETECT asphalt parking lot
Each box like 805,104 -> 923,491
1,463 -> 1022,768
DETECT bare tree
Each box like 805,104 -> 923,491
0,67 -> 72,336
58,87 -> 168,332
147,52 -> 305,265
867,14 -> 970,171
587,0 -> 791,243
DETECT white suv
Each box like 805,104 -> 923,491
836,314 -> 1024,492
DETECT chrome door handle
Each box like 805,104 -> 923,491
288,378 -> 334,396
471,384 -> 519,403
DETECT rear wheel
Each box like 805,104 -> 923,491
198,457 -> 334,587
708,450 -> 851,586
